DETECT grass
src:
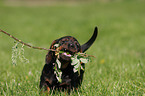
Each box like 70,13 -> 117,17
0,0 -> 145,95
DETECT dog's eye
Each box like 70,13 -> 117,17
59,41 -> 65,45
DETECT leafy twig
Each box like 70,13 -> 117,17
11,42 -> 29,65
0,29 -> 95,57
53,43 -> 94,83
0,29 -> 52,51
18,44 -> 29,64
0,29 -> 95,80
11,42 -> 19,65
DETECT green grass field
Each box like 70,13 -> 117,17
0,0 -> 145,95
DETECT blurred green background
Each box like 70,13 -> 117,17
0,0 -> 145,95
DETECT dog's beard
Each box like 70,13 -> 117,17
59,53 -> 71,61
58,53 -> 71,69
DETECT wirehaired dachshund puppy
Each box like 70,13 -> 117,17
40,27 -> 98,93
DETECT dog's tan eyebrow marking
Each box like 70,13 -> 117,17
45,78 -> 51,84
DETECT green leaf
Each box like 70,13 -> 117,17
18,45 -> 29,64
80,58 -> 89,63
11,42 -> 19,65
53,49 -> 91,82
81,65 -> 85,71
54,44 -> 59,47
59,51 -> 64,54
11,42 -> 29,65
74,62 -> 80,69
73,68 -> 78,73
58,71 -> 62,80
56,59 -> 61,69
66,52 -> 70,55
71,57 -> 80,65
54,69 -> 62,83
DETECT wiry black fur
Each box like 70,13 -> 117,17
40,27 -> 98,93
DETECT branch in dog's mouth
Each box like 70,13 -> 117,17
51,46 -> 95,83
49,48 -> 95,58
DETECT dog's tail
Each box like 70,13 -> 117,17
81,27 -> 98,52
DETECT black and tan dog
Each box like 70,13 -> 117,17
40,27 -> 98,93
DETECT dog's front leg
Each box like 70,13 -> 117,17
40,50 -> 56,92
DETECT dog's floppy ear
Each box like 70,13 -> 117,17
45,39 -> 59,64
81,27 -> 98,52
50,39 -> 59,49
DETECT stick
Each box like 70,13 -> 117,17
0,29 -> 96,57
0,29 -> 55,51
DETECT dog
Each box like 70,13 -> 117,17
40,27 -> 98,93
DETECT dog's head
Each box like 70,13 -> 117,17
57,36 -> 81,61
48,27 -> 98,69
